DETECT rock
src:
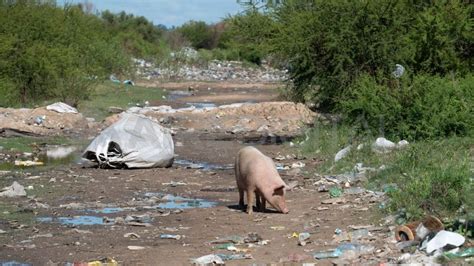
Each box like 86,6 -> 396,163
0,181 -> 27,197
397,140 -> 409,148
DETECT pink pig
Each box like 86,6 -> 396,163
235,146 -> 289,214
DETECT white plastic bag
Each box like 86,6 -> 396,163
83,113 -> 174,168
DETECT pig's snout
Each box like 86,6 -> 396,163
282,208 -> 289,214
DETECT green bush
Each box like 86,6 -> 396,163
340,74 -> 473,140
236,0 -> 473,109
0,2 -> 130,107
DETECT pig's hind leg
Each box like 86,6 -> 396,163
238,187 -> 244,209
246,189 -> 254,215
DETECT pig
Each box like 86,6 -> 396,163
235,146 -> 289,214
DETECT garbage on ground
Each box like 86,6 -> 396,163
270,226 -> 285,231
127,245 -> 145,251
372,137 -> 396,153
110,74 -> 121,84
191,254 -> 224,265
314,243 -> 375,260
46,102 -> 78,114
395,216 -> 444,241
83,113 -> 174,168
34,115 -> 46,125
14,160 -> 44,167
160,234 -> 182,240
124,233 -> 140,239
334,145 -> 351,162
66,258 -> 118,266
216,254 -> 253,261
123,80 -> 135,86
298,232 -> 311,246
334,228 -> 342,235
444,247 -> 474,259
279,253 -> 311,263
329,187 -> 343,198
425,230 -> 465,254
0,181 -> 27,197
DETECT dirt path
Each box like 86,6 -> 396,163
0,82 -> 396,265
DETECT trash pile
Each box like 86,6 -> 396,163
0,102 -> 96,137
134,55 -> 288,83
124,101 -> 317,137
334,137 -> 409,162
395,215 -> 471,264
192,233 -> 268,265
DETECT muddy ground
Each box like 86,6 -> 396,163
0,81 -> 399,265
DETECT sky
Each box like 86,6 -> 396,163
59,0 -> 245,27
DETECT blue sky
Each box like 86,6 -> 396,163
60,0 -> 244,27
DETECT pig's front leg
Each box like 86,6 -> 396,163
246,189 -> 254,215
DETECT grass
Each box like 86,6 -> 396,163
79,81 -> 167,121
299,123 -> 473,222
0,136 -> 81,153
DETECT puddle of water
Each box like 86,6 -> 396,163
0,262 -> 32,266
37,215 -> 104,226
88,207 -> 125,214
174,159 -> 233,171
167,90 -> 192,101
186,102 -> 217,109
157,194 -> 217,209
141,193 -> 218,209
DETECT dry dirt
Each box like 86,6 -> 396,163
0,81 -> 400,265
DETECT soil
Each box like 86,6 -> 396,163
0,81 -> 398,265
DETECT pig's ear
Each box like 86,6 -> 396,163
273,185 -> 285,196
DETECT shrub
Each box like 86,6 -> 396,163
340,74 -> 474,140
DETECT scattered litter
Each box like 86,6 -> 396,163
329,187 -> 343,198
291,161 -> 305,168
34,115 -> 45,125
0,181 -> 27,197
444,247 -> 474,259
314,243 -> 375,260
334,228 -> 342,235
279,253 -> 311,263
322,198 -> 346,205
426,230 -> 465,254
127,246 -> 145,251
216,254 -> 253,261
395,216 -> 443,241
110,74 -> 120,83
123,80 -> 135,86
46,102 -> 78,114
192,254 -> 224,265
160,234 -> 182,240
124,233 -> 140,239
335,146 -> 351,162
14,160 -> 44,167
298,232 -> 311,246
372,137 -> 396,153
270,226 -> 286,231
162,181 -> 187,187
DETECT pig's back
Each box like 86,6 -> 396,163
237,146 -> 276,183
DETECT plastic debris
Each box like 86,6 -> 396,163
216,254 -> 253,261
83,113 -> 174,169
329,187 -> 343,198
123,80 -> 135,86
127,246 -> 145,251
270,226 -> 286,231
191,254 -> 224,265
372,137 -> 396,153
444,247 -> 474,259
109,74 -> 120,83
14,160 -> 44,167
315,243 -> 371,260
46,102 -> 78,114
298,232 -> 311,246
426,230 -> 465,254
0,181 -> 27,197
395,216 -> 443,242
160,234 -> 182,240
34,115 -> 45,125
392,64 -> 405,78
335,146 -> 351,162
74,258 -> 118,266
335,228 -> 342,235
